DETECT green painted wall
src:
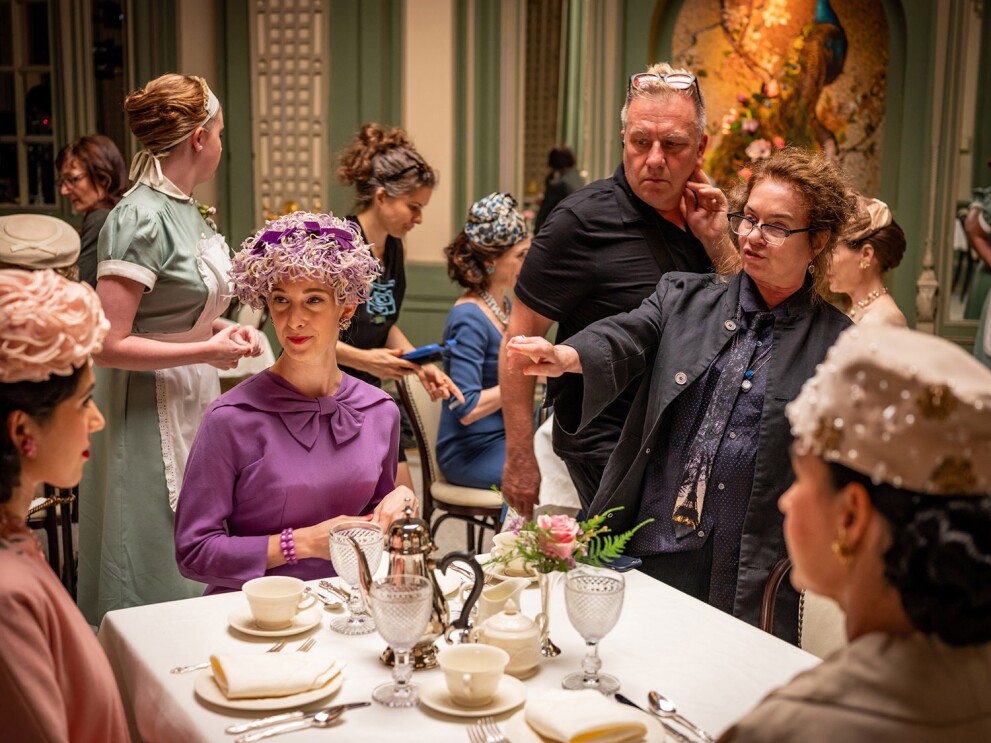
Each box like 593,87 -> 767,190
325,0 -> 404,216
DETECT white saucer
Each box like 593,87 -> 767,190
502,707 -> 666,743
194,667 -> 343,711
419,675 -> 527,718
483,561 -> 539,585
227,605 -> 323,637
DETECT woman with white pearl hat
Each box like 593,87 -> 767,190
719,324 -> 991,741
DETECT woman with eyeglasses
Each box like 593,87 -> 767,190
507,148 -> 853,642
77,74 -> 263,626
56,135 -> 128,287
336,123 -> 462,489
827,193 -> 907,326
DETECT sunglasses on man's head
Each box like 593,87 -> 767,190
627,72 -> 703,106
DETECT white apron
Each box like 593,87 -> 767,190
142,231 -> 232,510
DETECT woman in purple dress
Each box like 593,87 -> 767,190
174,212 -> 417,593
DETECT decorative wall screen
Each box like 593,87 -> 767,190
249,0 -> 326,224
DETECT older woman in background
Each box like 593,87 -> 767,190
719,325 -> 991,741
508,149 -> 852,642
56,135 -> 128,286
438,192 -> 530,489
0,269 -> 128,742
175,212 -> 415,594
78,74 -> 262,626
827,193 -> 908,326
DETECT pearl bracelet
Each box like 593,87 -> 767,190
280,527 -> 298,565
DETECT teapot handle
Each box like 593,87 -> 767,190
438,551 -> 485,636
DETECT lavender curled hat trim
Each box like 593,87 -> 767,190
230,211 -> 381,310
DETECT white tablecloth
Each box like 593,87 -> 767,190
99,568 -> 818,742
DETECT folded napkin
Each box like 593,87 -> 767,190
526,690 -> 648,743
209,652 -> 341,699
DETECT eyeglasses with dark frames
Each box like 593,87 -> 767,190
627,72 -> 703,106
57,172 -> 88,190
727,213 -> 814,247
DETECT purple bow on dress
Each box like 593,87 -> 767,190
276,395 -> 365,449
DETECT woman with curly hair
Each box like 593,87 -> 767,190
0,269 -> 128,741
719,325 -> 991,741
827,192 -> 908,326
336,123 -> 461,489
508,148 -> 854,641
437,192 -> 529,489
78,74 -> 262,625
174,212 -> 416,593
56,134 -> 128,286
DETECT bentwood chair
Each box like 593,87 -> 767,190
760,556 -> 847,659
26,485 -> 78,596
396,375 -> 503,553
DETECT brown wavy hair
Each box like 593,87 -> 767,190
443,232 -> 513,292
337,123 -> 437,211
56,134 -> 128,211
732,148 -> 853,298
123,73 -> 215,154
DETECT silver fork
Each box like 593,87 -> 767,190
296,637 -> 316,652
477,716 -> 506,743
170,639 -> 286,674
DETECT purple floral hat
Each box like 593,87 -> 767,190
230,211 -> 381,309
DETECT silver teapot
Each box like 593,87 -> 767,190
351,504 -> 484,669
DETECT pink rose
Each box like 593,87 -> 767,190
737,167 -> 753,181
536,514 -> 579,561
772,136 -> 786,149
745,138 -> 773,161
763,80 -> 781,99
741,118 -> 759,134
736,93 -> 749,105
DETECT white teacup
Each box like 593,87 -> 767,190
491,532 -> 533,577
437,644 -> 509,707
242,576 -> 316,630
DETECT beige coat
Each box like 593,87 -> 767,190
719,632 -> 991,742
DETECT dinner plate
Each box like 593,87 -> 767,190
227,605 -> 323,638
419,675 -> 526,718
502,708 -> 666,743
193,667 -> 344,711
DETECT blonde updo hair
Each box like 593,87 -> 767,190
732,148 -> 853,299
123,73 -> 216,155
337,123 -> 437,211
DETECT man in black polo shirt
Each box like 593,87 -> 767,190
500,62 -> 737,517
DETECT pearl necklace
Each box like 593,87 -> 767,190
479,290 -> 509,328
847,286 -> 888,319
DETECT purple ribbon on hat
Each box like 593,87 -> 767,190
303,221 -> 357,252
251,228 -> 290,254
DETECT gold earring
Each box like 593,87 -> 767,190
858,259 -> 870,270
831,528 -> 854,564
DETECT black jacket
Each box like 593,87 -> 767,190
556,271 -> 852,642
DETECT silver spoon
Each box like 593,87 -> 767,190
647,691 -> 715,743
235,706 -> 345,742
304,586 -> 344,611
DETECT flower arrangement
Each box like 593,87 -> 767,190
489,508 -> 652,574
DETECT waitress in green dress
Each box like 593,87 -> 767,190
78,74 -> 262,625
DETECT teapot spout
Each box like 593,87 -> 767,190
347,535 -> 374,610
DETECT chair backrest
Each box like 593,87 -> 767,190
760,556 -> 848,658
395,376 -> 444,518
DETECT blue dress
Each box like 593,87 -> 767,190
436,302 -> 505,489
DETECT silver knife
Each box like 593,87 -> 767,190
225,702 -> 370,735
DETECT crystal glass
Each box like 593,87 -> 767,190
562,567 -> 625,694
329,521 -> 384,635
369,575 -> 434,707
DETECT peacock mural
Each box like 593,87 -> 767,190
671,0 -> 887,193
